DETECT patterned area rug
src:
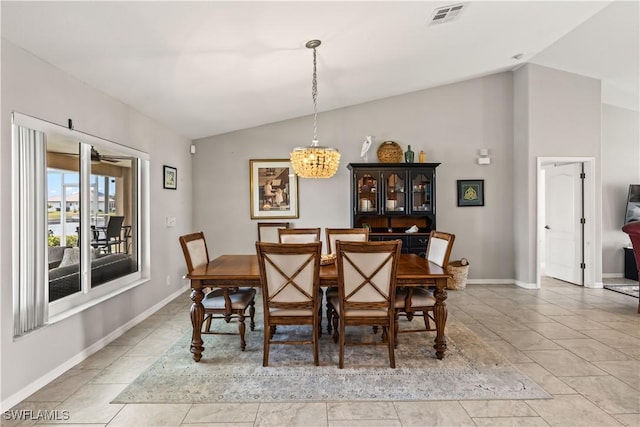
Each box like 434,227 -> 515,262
604,284 -> 639,298
113,317 -> 550,403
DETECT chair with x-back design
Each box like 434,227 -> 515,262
324,228 -> 370,334
255,241 -> 322,366
329,240 -> 401,369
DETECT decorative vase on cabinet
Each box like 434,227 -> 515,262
405,145 -> 414,163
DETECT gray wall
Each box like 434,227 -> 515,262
602,104 -> 640,275
1,40 -> 193,405
194,73 -> 516,281
513,64 -> 602,286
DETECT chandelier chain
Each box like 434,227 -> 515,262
312,46 -> 318,144
290,39 -> 340,179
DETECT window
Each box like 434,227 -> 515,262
12,112 -> 150,336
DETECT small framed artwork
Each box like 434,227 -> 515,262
457,179 -> 484,207
250,159 -> 299,219
163,165 -> 177,190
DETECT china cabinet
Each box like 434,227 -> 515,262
348,163 -> 439,256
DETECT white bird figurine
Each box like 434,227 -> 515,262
360,136 -> 373,162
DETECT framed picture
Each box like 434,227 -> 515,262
250,159 -> 299,219
163,165 -> 177,190
457,179 -> 484,207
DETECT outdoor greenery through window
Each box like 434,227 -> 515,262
12,113 -> 149,335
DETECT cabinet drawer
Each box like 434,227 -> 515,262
373,235 -> 409,251
409,235 -> 429,249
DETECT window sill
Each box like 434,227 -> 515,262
47,277 -> 150,325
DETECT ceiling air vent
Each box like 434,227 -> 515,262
430,3 -> 466,25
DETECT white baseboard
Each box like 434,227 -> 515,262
0,285 -> 189,412
466,279 -> 516,285
602,273 -> 625,279
514,280 -> 540,289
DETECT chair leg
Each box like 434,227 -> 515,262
263,321 -> 270,367
422,310 -> 431,330
318,288 -> 324,337
338,318 -> 345,369
332,313 -> 339,344
313,320 -> 320,366
394,311 -> 400,349
387,323 -> 396,368
238,313 -> 247,351
203,314 -> 213,333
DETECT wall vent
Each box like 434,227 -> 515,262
430,3 -> 466,25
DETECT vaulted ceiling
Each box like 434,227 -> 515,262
2,1 -> 637,140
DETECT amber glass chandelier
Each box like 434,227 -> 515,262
290,40 -> 340,179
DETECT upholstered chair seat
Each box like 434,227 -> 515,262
203,288 -> 257,310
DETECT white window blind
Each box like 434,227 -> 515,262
13,123 -> 49,336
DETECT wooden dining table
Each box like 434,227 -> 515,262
186,253 -> 451,362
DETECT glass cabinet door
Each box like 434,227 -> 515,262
384,171 -> 405,213
410,171 -> 432,213
356,171 -> 379,213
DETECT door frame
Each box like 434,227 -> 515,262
536,157 -> 596,288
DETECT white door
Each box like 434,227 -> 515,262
544,162 -> 583,285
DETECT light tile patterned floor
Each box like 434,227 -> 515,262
4,278 -> 639,426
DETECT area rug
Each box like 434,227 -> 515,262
113,317 -> 550,403
604,284 -> 639,298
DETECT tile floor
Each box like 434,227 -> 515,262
4,278 -> 639,426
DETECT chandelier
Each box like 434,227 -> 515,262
290,40 -> 340,179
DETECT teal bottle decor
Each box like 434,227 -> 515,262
405,145 -> 414,163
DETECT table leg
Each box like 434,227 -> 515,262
190,282 -> 205,362
433,279 -> 448,359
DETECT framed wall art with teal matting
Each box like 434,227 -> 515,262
457,179 -> 484,207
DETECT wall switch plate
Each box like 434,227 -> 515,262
477,157 -> 491,165
166,216 -> 176,227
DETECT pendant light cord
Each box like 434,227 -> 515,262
311,45 -> 319,145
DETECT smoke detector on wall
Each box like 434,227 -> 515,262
430,3 -> 467,25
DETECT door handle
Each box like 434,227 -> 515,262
544,225 -> 550,230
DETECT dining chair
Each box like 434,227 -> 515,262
394,230 -> 455,343
255,241 -> 322,366
325,228 -> 370,255
257,222 -> 291,243
277,227 -> 323,334
330,240 -> 401,369
622,221 -> 640,313
324,228 -> 370,334
179,232 -> 256,350
278,227 -> 321,243
91,215 -> 125,253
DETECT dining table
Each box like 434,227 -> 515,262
186,253 -> 451,362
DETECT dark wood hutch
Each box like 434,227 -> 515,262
348,163 -> 439,257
